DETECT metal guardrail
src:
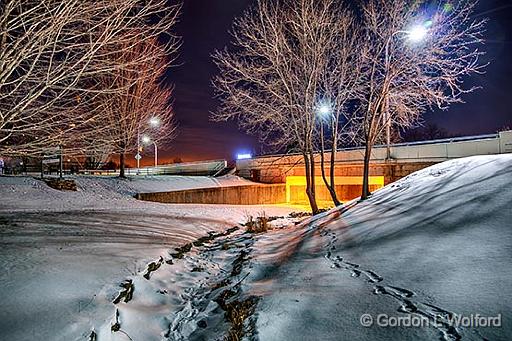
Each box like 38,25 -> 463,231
80,159 -> 228,176
250,132 -> 501,160
379,133 -> 498,148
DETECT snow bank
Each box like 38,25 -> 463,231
0,174 -> 299,341
0,174 -> 253,212
248,155 -> 512,340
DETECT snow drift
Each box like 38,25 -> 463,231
246,155 -> 512,341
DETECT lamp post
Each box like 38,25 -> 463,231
383,24 -> 429,160
142,135 -> 158,167
136,117 -> 161,174
137,124 -> 141,173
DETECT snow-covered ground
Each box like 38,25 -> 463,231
1,155 -> 511,341
0,175 -> 302,341
0,174 -> 254,212
248,155 -> 512,341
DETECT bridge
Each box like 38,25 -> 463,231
235,130 -> 512,205
136,131 -> 512,207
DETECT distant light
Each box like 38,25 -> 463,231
149,117 -> 160,127
142,135 -> 151,144
443,3 -> 453,12
407,25 -> 428,43
237,153 -> 252,160
318,104 -> 332,116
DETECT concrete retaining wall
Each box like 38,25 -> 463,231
136,184 -> 287,205
136,182 -> 383,206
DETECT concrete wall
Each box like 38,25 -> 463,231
136,184 -> 286,205
237,161 -> 436,185
136,182 -> 383,207
236,131 -> 512,184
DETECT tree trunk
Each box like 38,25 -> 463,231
329,126 -> 341,206
319,125 -> 341,207
303,152 -> 319,214
361,142 -> 372,200
328,149 -> 341,206
119,152 -> 126,178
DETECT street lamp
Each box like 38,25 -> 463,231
149,117 -> 160,127
318,104 -> 332,117
136,117 -> 161,173
142,135 -> 158,167
384,22 -> 430,160
407,25 -> 429,43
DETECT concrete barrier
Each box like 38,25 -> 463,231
136,181 -> 383,206
236,131 -> 512,184
80,160 -> 228,177
136,184 -> 286,205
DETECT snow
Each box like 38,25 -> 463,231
0,174 -> 301,341
247,154 -> 512,340
0,174 -> 254,212
1,155 -> 511,341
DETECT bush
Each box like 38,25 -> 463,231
245,212 -> 269,233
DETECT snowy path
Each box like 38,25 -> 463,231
95,226 -> 259,341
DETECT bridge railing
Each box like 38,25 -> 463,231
80,159 -> 228,176
237,130 -> 512,168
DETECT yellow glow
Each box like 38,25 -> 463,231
285,175 -> 385,205
285,176 -> 384,186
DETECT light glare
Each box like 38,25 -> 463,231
407,25 -> 428,42
237,153 -> 252,160
318,105 -> 331,116
149,117 -> 160,127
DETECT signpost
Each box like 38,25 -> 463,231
135,152 -> 142,175
41,146 -> 64,179
42,158 -> 60,165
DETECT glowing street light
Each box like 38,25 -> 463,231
407,25 -> 429,43
318,104 -> 332,117
384,21 -> 431,160
142,135 -> 151,144
137,116 -> 161,173
141,135 -> 158,167
149,117 -> 160,127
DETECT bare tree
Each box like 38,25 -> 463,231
316,13 -> 365,206
86,39 -> 177,178
213,0 -> 357,214
0,0 -> 180,158
358,0 -> 486,199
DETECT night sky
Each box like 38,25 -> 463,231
164,0 -> 512,162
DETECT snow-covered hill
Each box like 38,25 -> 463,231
0,174 -> 254,212
248,154 -> 512,341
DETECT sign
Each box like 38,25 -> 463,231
135,153 -> 142,161
42,158 -> 60,165
237,153 -> 252,160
